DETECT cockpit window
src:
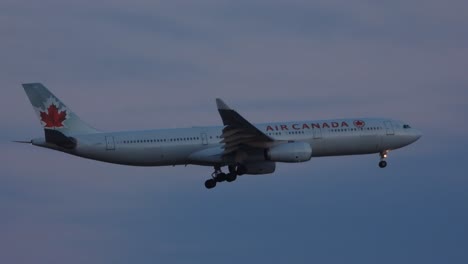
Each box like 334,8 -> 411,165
403,124 -> 411,129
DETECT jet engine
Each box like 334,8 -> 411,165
265,142 -> 312,163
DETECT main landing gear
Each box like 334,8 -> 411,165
379,151 -> 388,168
204,166 -> 239,189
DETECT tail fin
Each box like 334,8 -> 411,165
22,83 -> 98,135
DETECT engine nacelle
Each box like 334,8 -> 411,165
265,142 -> 312,163
240,161 -> 276,175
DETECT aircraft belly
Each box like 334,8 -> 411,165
75,141 -> 210,166
381,134 -> 408,150
75,145 -> 166,166
313,135 -> 381,157
357,135 -> 381,154
161,145 -> 197,166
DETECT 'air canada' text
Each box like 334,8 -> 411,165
265,121 -> 352,131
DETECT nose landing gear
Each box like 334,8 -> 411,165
204,166 -> 238,189
378,160 -> 387,168
379,151 -> 388,168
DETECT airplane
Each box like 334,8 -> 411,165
18,83 -> 422,189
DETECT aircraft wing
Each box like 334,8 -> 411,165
216,98 -> 273,155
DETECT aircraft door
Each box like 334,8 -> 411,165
384,121 -> 395,135
201,133 -> 208,145
105,136 -> 115,150
313,127 -> 322,139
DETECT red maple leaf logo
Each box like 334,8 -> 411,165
40,104 -> 67,128
353,120 -> 365,128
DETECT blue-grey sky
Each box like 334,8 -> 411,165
1,1 -> 467,263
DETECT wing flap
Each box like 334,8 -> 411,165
216,98 -> 273,156
220,133 -> 255,144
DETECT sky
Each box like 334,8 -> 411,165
1,0 -> 467,263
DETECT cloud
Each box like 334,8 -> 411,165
1,1 -> 468,263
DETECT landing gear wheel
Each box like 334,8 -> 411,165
216,173 -> 227,182
379,160 -> 387,168
205,179 -> 217,189
205,166 -> 239,189
226,173 -> 237,182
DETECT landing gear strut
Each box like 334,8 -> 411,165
379,151 -> 388,168
204,166 -> 239,189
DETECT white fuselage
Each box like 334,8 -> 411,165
32,118 -> 421,167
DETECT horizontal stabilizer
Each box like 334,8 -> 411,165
12,140 -> 32,144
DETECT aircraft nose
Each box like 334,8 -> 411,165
412,129 -> 422,142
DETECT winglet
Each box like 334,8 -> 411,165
216,98 -> 231,110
